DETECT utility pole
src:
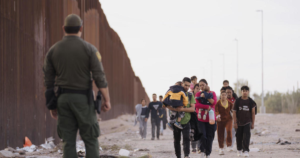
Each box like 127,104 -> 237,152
209,60 -> 213,89
257,10 -> 265,113
234,39 -> 239,96
220,53 -> 225,80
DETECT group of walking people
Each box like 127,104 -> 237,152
135,76 -> 256,158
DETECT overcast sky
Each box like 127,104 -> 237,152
99,0 -> 300,98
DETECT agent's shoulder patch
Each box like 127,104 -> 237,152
96,51 -> 101,61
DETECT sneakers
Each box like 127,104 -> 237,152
237,150 -> 243,157
198,149 -> 201,154
200,153 -> 205,158
191,149 -> 196,154
206,156 -> 210,158
151,137 -> 154,140
174,122 -> 183,129
227,146 -> 234,152
219,148 -> 225,155
167,123 -> 174,131
184,156 -> 190,158
244,151 -> 249,157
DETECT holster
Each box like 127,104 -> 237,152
88,80 -> 102,114
94,91 -> 102,114
45,87 -> 61,110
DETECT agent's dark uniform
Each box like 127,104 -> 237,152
43,14 -> 107,158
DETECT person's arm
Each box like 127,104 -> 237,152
215,102 -> 219,116
166,106 -> 178,112
233,100 -> 238,129
43,49 -> 56,89
179,103 -> 195,112
89,46 -> 111,111
195,92 -> 211,109
43,48 -> 57,120
100,87 -> 111,112
233,111 -> 237,129
207,92 -> 216,105
179,94 -> 196,112
251,106 -> 255,129
145,108 -> 149,122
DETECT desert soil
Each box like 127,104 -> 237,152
11,114 -> 300,158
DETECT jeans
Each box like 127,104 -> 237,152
198,121 -> 217,156
174,123 -> 191,158
139,117 -> 147,138
236,123 -> 251,152
160,120 -> 163,134
151,118 -> 161,139
191,140 -> 201,150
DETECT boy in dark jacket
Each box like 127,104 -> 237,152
233,86 -> 256,157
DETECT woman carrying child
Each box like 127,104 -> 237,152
195,79 -> 217,158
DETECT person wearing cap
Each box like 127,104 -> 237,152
43,14 -> 111,158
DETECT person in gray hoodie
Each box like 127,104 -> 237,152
135,99 -> 149,139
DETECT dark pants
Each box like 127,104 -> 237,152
191,140 -> 201,150
198,121 -> 217,156
57,94 -> 100,158
151,118 -> 161,139
236,123 -> 251,152
173,123 -> 190,158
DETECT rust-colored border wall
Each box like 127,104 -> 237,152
0,0 -> 149,149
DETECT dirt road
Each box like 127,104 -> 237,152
11,114 -> 300,158
98,114 -> 300,158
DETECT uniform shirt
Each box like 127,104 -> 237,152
233,98 -> 256,126
148,101 -> 163,119
43,36 -> 107,90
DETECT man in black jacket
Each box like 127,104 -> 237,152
148,94 -> 163,140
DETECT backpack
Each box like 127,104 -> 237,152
235,97 -> 257,117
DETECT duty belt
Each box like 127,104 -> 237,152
60,88 -> 88,95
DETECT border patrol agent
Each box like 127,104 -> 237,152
43,14 -> 111,158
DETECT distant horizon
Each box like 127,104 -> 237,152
100,0 -> 300,98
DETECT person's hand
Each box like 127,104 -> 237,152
50,109 -> 58,120
145,118 -> 148,122
208,106 -> 212,111
234,123 -> 238,130
201,93 -> 205,98
217,117 -> 221,122
251,123 -> 254,129
101,101 -> 111,112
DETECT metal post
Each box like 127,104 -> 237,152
220,53 -> 225,80
209,60 -> 213,89
257,10 -> 265,113
234,39 -> 239,96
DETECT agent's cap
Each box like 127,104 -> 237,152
64,14 -> 82,27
